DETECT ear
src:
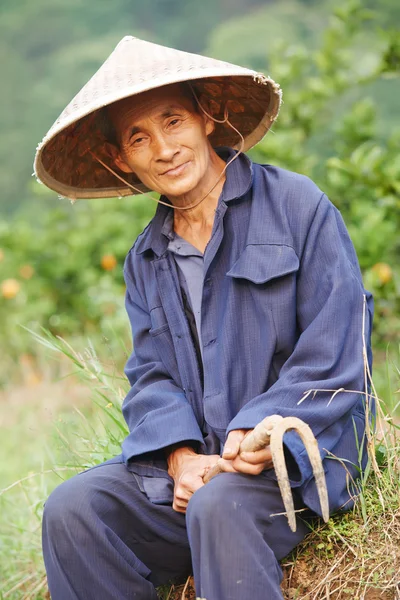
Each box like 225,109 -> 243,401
104,142 -> 134,174
205,115 -> 215,137
195,93 -> 216,137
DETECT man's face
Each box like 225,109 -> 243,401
108,84 -> 215,199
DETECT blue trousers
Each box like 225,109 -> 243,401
42,456 -> 312,599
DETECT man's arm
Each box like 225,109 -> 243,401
121,271 -> 204,461
224,194 -> 373,485
121,270 -> 220,511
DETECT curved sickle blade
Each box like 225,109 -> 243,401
270,416 -> 329,532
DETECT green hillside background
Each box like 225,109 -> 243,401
0,1 -> 399,596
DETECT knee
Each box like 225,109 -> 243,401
186,473 -> 242,530
43,463 -> 132,544
43,474 -> 90,535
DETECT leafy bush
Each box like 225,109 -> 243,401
0,194 -> 154,379
0,0 -> 399,374
250,0 -> 400,348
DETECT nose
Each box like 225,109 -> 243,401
152,131 -> 179,163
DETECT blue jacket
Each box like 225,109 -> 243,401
121,150 -> 373,516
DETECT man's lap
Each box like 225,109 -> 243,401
46,455 -> 311,549
43,455 -> 314,591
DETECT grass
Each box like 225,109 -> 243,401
0,331 -> 399,599
281,332 -> 400,599
0,333 -> 128,600
281,437 -> 400,598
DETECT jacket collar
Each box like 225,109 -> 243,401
135,147 -> 253,257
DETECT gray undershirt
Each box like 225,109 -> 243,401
167,233 -> 204,356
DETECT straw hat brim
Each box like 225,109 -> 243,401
34,37 -> 282,200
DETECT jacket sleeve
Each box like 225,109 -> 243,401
226,193 -> 373,486
121,268 -> 204,462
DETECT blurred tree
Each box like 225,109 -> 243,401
0,0 -> 399,363
0,0 -> 248,214
249,0 -> 400,347
2,0 -> 399,215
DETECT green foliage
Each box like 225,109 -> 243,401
0,332 -> 129,599
247,0 -> 400,349
206,0 -> 328,68
29,329 -> 130,467
0,0 -> 264,214
0,0 -> 399,374
0,190 -> 154,380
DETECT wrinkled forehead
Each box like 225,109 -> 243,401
107,83 -> 196,129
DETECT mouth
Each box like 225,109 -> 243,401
161,161 -> 190,177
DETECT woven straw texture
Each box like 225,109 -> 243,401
34,36 -> 282,200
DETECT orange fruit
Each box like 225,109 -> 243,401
371,262 -> 393,285
1,278 -> 20,299
101,254 -> 117,271
19,264 -> 35,279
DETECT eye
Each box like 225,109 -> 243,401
130,135 -> 147,147
168,118 -> 181,127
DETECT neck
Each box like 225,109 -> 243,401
170,149 -> 226,227
168,150 -> 226,252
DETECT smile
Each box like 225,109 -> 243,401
161,161 -> 190,177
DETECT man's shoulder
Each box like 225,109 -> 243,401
246,162 -> 333,251
250,162 -> 328,231
123,221 -> 153,281
254,162 -> 324,208
128,221 -> 152,255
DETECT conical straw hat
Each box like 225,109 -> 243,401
34,36 -> 281,200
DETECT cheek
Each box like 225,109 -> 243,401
123,150 -> 151,176
176,122 -> 208,148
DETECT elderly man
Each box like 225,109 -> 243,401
36,37 -> 373,600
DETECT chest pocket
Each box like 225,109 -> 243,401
226,243 -> 299,284
226,244 -> 300,357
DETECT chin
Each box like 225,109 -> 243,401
161,177 -> 198,200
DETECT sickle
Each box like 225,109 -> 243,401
203,415 -> 329,532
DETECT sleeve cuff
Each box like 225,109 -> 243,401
121,413 -> 204,462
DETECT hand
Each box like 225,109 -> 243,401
218,429 -> 273,475
167,447 -> 220,513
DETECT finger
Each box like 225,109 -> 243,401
173,489 -> 192,511
190,476 -> 206,493
222,430 -> 247,460
239,447 -> 272,465
232,455 -> 271,475
216,458 -> 240,473
172,500 -> 187,513
178,473 -> 206,496
217,457 -> 270,475
174,489 -> 192,504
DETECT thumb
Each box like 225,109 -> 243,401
222,430 -> 245,459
